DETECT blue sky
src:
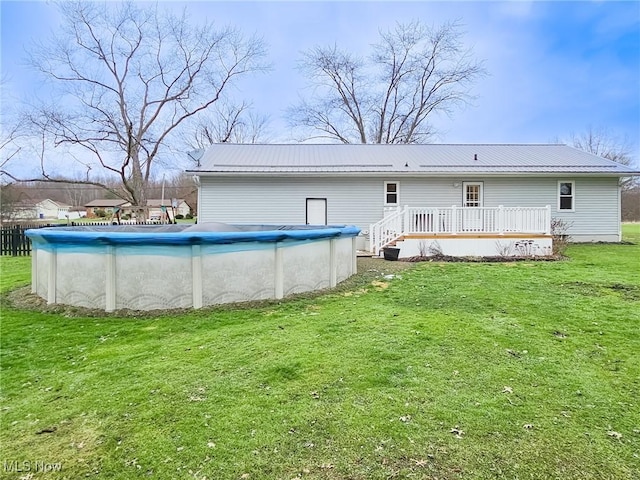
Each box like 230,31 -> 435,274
1,0 -> 639,175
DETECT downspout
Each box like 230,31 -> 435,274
193,175 -> 201,223
617,180 -> 621,242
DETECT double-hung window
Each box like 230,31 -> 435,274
384,181 -> 399,206
558,181 -> 575,211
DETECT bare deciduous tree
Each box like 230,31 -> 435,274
3,1 -> 267,217
181,100 -> 271,149
569,126 -> 637,190
288,20 -> 485,144
570,126 -> 633,166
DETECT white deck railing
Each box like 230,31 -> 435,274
370,205 -> 551,255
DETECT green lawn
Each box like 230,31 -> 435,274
1,225 -> 638,479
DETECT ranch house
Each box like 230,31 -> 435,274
187,144 -> 638,257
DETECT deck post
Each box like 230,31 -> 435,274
369,223 -> 375,255
498,205 -> 504,235
451,205 -> 457,235
545,205 -> 552,235
403,205 -> 409,235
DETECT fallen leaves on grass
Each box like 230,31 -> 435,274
607,430 -> 622,439
450,426 -> 464,438
188,386 -> 207,402
502,386 -> 513,394
371,280 -> 390,290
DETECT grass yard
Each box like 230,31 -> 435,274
1,225 -> 638,479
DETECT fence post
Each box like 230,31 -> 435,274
11,225 -> 20,256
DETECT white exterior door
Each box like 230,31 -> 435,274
462,182 -> 483,231
306,198 -> 327,225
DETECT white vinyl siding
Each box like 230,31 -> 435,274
199,175 -> 621,241
199,177 -> 383,229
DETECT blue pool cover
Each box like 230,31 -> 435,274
26,223 -> 361,247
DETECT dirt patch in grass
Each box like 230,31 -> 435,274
564,281 -> 640,301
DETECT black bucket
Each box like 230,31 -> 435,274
383,247 -> 400,261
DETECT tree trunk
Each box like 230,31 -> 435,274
129,151 -> 147,221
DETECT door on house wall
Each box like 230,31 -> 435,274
306,198 -> 327,225
462,182 -> 483,231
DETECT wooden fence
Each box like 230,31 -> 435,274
0,221 -> 165,256
1,224 -> 49,256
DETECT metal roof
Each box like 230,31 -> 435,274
187,144 -> 639,176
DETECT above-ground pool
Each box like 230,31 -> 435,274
26,223 -> 360,311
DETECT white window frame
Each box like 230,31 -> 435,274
462,181 -> 484,207
384,181 -> 399,206
558,180 -> 575,212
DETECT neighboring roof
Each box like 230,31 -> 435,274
13,201 -> 38,209
84,199 -> 129,208
187,144 -> 640,176
36,199 -> 71,208
147,199 -> 186,207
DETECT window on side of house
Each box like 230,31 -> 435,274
558,181 -> 575,211
384,181 -> 399,205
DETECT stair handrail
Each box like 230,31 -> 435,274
369,206 -> 406,255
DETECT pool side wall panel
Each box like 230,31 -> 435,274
115,248 -> 193,310
282,240 -> 330,296
35,249 -> 50,301
336,237 -> 356,282
201,247 -> 276,305
56,252 -> 107,309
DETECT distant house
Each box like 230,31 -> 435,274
10,201 -> 38,220
147,199 -> 191,219
36,199 -> 72,220
83,198 -> 191,219
187,143 -> 640,257
84,199 -> 129,218
6,199 -> 73,220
